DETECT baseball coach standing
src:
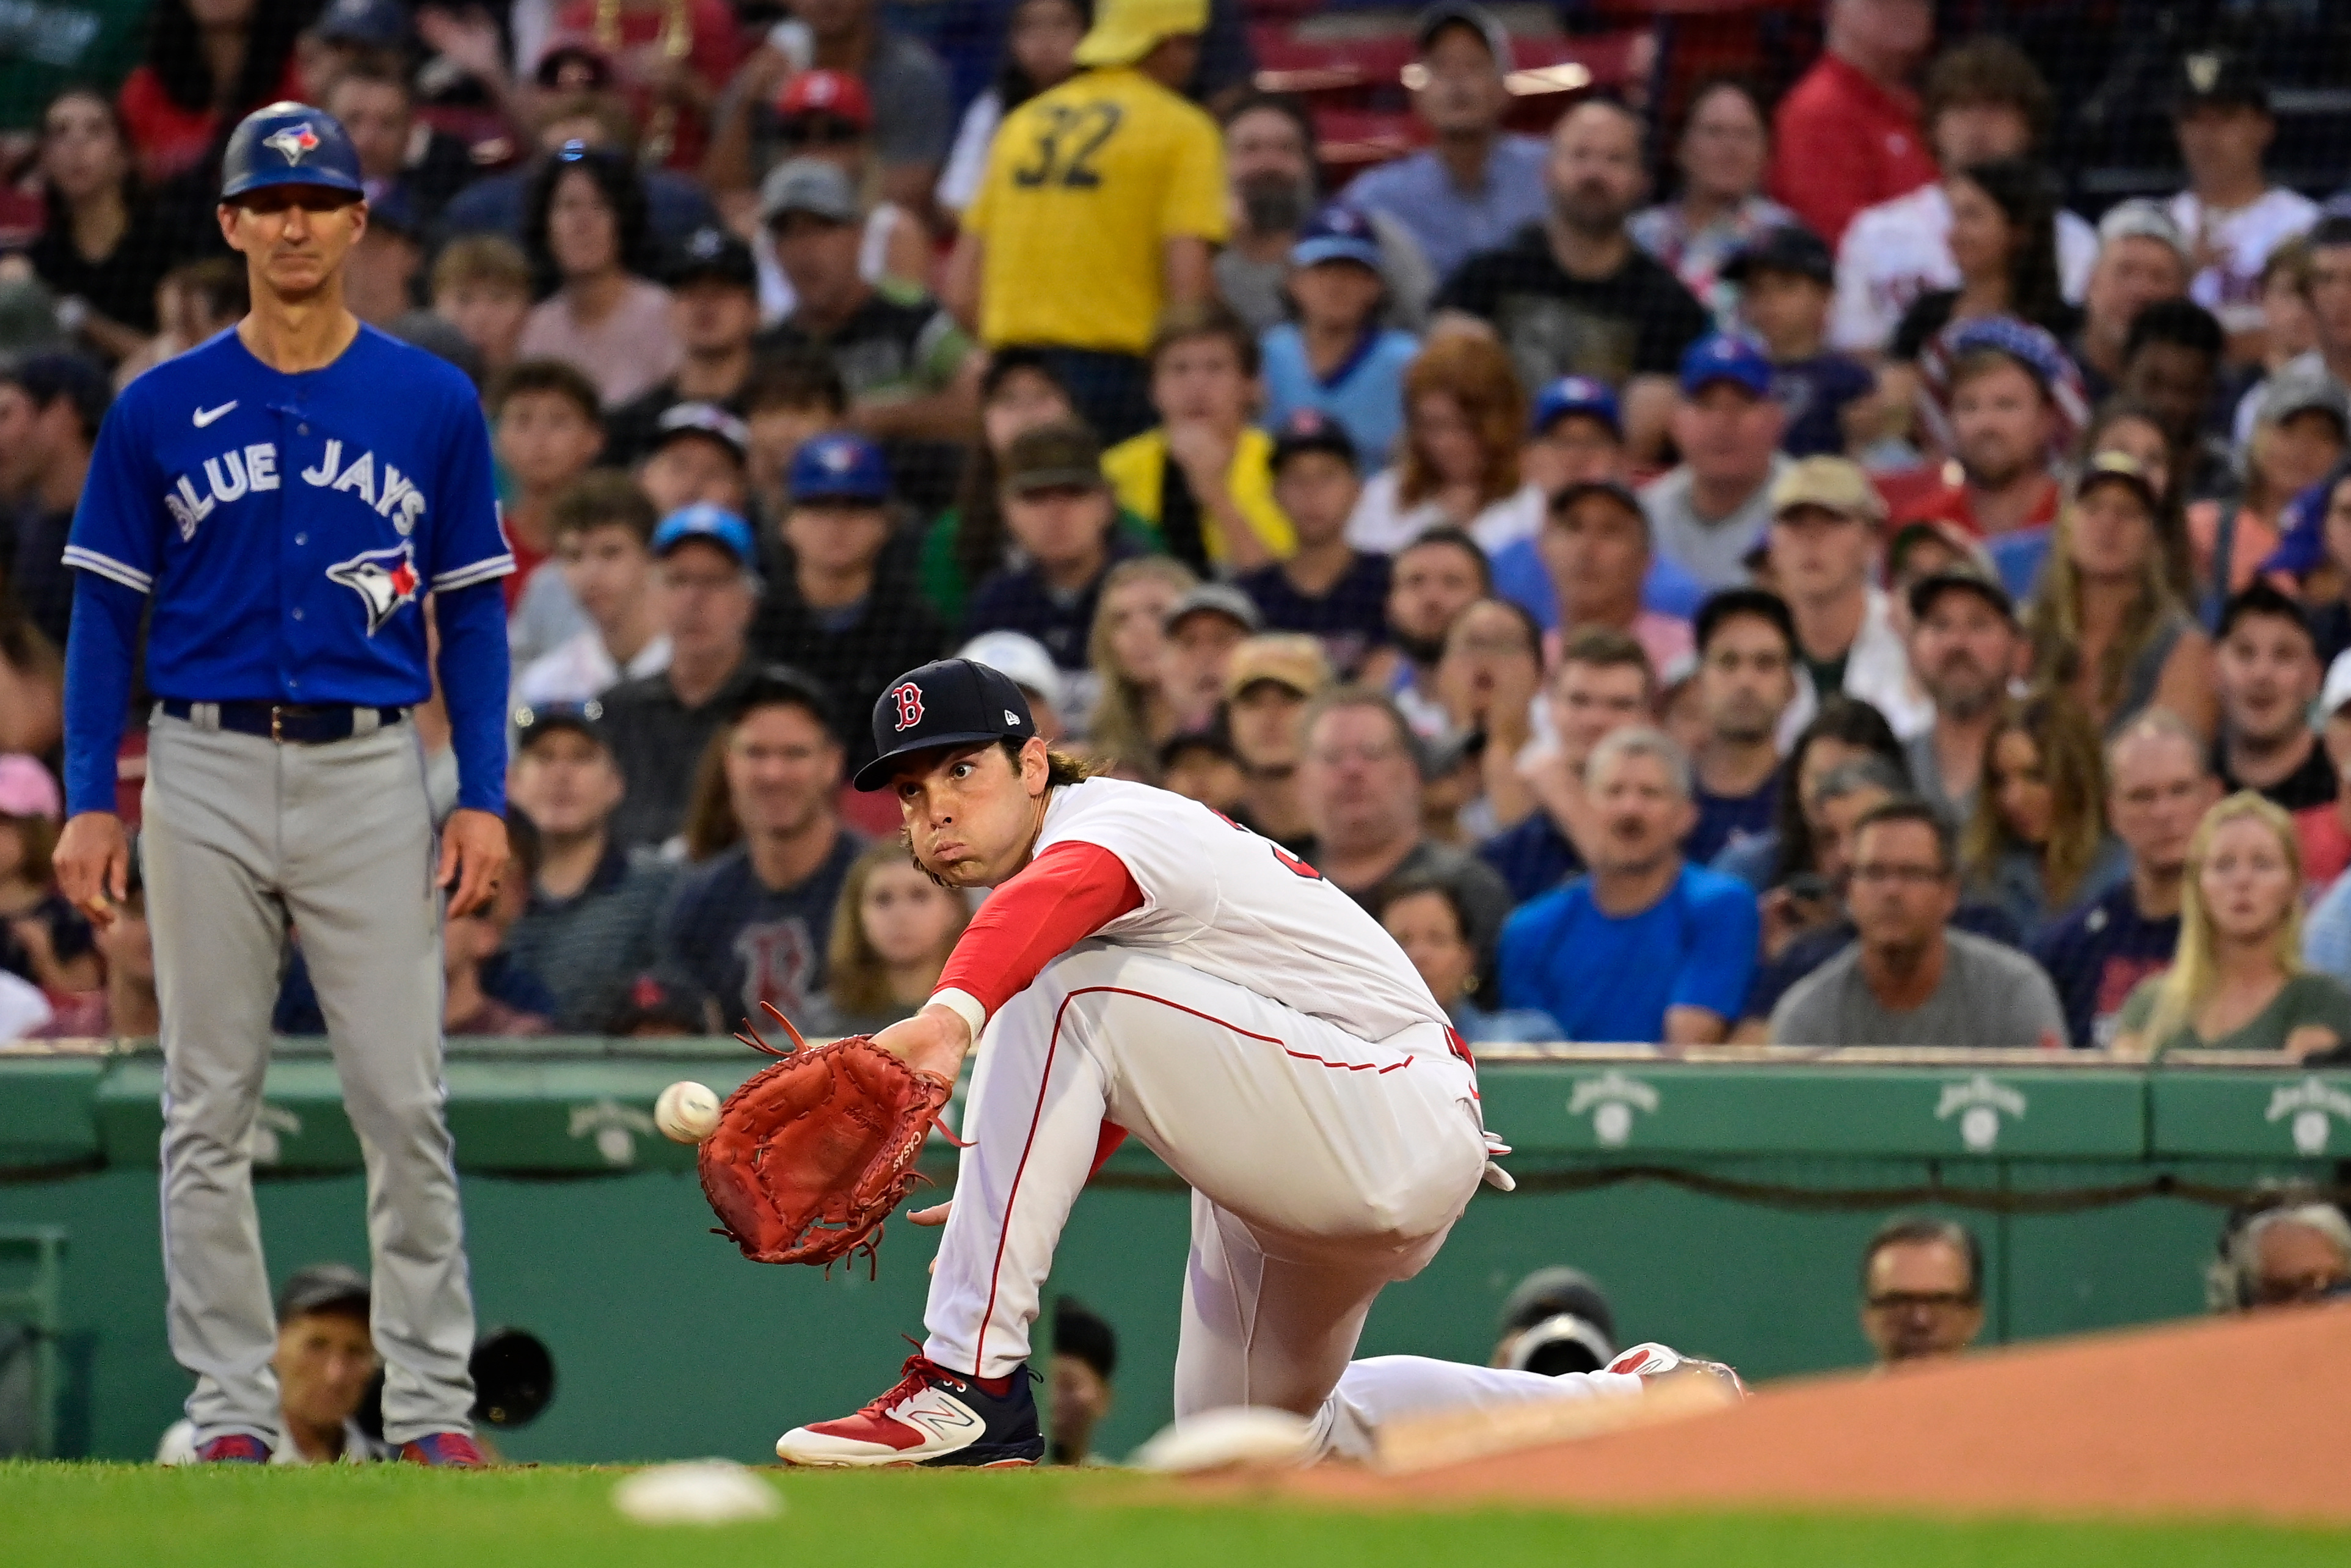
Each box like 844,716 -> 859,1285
54,103 -> 512,1467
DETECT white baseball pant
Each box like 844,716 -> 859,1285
924,942 -> 1488,1417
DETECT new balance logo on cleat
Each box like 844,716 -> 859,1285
776,1354 -> 1043,1467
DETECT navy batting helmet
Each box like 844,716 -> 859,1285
219,102 -> 365,202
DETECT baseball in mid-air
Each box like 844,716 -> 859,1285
655,1081 -> 722,1145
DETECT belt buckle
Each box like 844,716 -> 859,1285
270,705 -> 284,743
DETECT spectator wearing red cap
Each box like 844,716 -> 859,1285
1766,0 -> 1937,250
715,70 -> 931,316
705,0 -> 953,227
545,0 -> 743,171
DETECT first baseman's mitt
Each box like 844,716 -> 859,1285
698,1002 -> 958,1271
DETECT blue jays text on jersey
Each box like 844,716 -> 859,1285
64,325 -> 513,707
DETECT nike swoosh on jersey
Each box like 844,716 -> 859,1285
192,401 -> 238,427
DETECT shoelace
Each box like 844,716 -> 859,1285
858,1352 -> 959,1418
737,1001 -> 971,1146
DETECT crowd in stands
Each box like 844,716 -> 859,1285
10,0 -> 2351,1059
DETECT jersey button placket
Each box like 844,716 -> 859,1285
282,403 -> 307,696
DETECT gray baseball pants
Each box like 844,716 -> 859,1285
143,706 -> 475,1448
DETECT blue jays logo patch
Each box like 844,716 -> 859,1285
264,123 -> 321,164
327,543 -> 421,635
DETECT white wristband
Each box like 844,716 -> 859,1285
928,988 -> 986,1045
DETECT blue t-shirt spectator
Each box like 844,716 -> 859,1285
1498,863 -> 1759,1041
1491,539 -> 1707,630
1690,770 -> 1780,866
1260,324 -> 1420,467
2030,881 -> 2181,1049
1346,134 -> 1550,285
1773,354 -> 1875,458
1451,1000 -> 1565,1044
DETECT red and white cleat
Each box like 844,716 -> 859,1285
776,1355 -> 1043,1468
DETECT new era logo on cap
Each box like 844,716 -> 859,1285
264,123 -> 320,162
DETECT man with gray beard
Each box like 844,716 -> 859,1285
1900,563 -> 2022,826
1213,94 -> 1433,334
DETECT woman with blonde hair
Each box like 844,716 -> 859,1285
1084,556 -> 1199,778
2114,793 -> 2351,1058
2025,451 -> 2216,737
1961,695 -> 2127,941
1346,333 -> 1542,556
811,841 -> 974,1036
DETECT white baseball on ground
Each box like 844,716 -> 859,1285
655,1081 -> 722,1145
1131,1407 -> 1316,1473
612,1460 -> 782,1524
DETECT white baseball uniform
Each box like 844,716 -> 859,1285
921,777 -> 1497,1418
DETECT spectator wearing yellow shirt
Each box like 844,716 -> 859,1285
945,0 -> 1227,443
1103,303 -> 1298,574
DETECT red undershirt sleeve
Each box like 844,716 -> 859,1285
932,840 -> 1145,1024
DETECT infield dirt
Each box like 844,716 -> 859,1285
1286,1299 -> 2351,1525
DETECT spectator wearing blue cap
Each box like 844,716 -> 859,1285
1259,206 -> 1423,467
1237,413 -> 1391,677
1726,227 -> 1878,459
1641,334 -> 1790,589
752,432 -> 947,776
1215,94 -> 1435,337
600,506 -> 765,850
1492,376 -> 1707,633
0,351 -> 110,652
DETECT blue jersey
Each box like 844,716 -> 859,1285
62,325 -> 514,815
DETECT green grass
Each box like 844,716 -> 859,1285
5,1463 -> 2349,1567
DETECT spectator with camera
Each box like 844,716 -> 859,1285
1771,799 -> 2066,1047
1858,1217 -> 1985,1368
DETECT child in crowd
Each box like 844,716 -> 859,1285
491,359 -> 608,624
741,348 -> 848,529
0,756 -> 95,994
1236,411 -> 1390,677
512,473 -> 671,709
1102,302 -> 1296,575
635,402 -> 752,519
1259,205 -> 1420,467
430,235 -> 535,384
1377,877 -> 1561,1045
1727,225 -> 1876,459
812,840 -> 973,1036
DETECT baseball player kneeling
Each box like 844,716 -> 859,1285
777,657 -> 1544,1465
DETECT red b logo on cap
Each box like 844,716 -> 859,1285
889,682 -> 924,732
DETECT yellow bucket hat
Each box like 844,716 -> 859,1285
1073,0 -> 1209,68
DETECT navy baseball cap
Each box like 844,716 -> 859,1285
1291,204 -> 1382,271
1531,375 -> 1621,437
651,504 -> 755,564
1270,408 -> 1358,472
512,699 -> 610,753
1679,333 -> 1774,398
789,431 -> 891,505
664,224 -> 758,291
1722,224 -> 1833,286
853,657 -> 1037,792
310,0 -> 409,47
219,102 -> 364,202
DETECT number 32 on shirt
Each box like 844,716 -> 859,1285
1011,102 -> 1123,189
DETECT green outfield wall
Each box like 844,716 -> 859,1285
1,1040 -> 2344,1465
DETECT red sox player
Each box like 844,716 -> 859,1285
775,656 -> 1525,1465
